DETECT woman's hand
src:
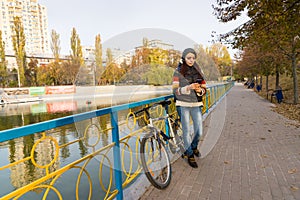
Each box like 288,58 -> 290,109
194,87 -> 201,93
195,84 -> 206,95
189,83 -> 200,90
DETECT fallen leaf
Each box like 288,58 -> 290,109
288,168 -> 297,174
290,185 -> 299,191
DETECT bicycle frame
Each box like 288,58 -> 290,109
145,105 -> 180,150
133,99 -> 183,152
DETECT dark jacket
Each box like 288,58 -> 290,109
172,63 -> 206,103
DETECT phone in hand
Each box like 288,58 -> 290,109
196,78 -> 203,84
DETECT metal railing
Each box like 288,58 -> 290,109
0,82 -> 233,200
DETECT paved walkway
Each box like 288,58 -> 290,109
139,83 -> 300,200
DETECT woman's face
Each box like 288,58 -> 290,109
184,52 -> 196,67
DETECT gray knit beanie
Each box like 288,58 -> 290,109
182,48 -> 197,59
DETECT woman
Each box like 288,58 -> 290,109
172,48 -> 206,168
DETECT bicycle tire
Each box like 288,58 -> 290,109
140,133 -> 172,189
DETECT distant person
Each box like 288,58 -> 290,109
248,80 -> 255,89
275,85 -> 283,103
172,48 -> 206,168
256,84 -> 262,92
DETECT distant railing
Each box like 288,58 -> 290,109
0,82 -> 233,200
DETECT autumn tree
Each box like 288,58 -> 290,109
213,0 -> 300,103
37,65 -> 52,85
66,28 -> 84,85
131,38 -> 178,68
0,30 -> 7,87
37,62 -> 63,86
166,49 -> 181,68
47,29 -> 62,85
102,48 -> 125,84
61,60 -> 77,85
26,59 -> 38,86
206,43 -> 232,77
131,47 -> 151,67
94,33 -> 103,84
106,48 -> 113,65
51,29 -> 61,61
236,46 -> 264,83
70,28 -> 84,66
142,64 -> 174,85
194,45 -> 220,81
11,16 -> 26,87
270,2 -> 300,104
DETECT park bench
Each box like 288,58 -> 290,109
268,88 -> 284,103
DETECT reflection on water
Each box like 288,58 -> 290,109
0,112 -> 127,199
8,134 -> 59,189
0,85 -> 171,131
0,99 -> 117,132
0,101 -> 74,131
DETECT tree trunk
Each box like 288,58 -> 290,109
266,75 -> 269,99
292,53 -> 298,104
275,65 -> 280,88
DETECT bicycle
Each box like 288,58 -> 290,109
132,99 -> 185,189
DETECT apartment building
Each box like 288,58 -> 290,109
0,0 -> 50,55
147,39 -> 174,50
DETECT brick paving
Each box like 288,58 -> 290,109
139,83 -> 300,200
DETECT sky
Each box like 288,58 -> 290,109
39,0 -> 248,55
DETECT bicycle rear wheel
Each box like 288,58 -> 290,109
140,134 -> 172,189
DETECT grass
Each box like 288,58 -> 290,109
255,73 -> 300,123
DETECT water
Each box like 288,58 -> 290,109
0,85 -> 172,130
0,86 -> 171,199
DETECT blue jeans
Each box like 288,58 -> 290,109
177,106 -> 203,156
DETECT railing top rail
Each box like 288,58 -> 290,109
0,82 -> 232,143
0,94 -> 173,143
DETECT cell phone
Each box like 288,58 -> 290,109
196,78 -> 203,84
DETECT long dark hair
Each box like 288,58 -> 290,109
179,61 -> 205,79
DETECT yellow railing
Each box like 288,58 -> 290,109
0,82 -> 233,200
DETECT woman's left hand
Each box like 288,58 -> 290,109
194,87 -> 201,93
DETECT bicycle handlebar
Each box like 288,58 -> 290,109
133,100 -> 172,116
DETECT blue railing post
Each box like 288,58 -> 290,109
111,111 -> 123,200
165,104 -> 170,137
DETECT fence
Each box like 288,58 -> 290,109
0,82 -> 233,200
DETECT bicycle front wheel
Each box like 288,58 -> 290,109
140,134 -> 172,189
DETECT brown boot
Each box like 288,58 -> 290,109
187,154 -> 198,168
193,148 -> 201,157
